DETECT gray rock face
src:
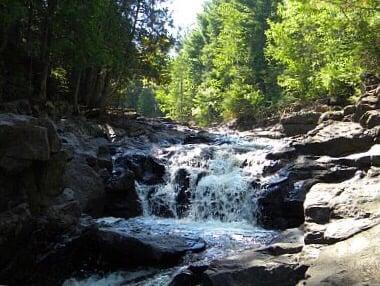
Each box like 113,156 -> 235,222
280,112 -> 321,136
304,170 -> 380,245
302,224 -> 380,286
294,121 -> 374,156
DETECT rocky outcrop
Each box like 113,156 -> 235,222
294,121 -> 374,156
257,157 -> 357,229
280,112 -> 321,136
115,154 -> 166,185
303,169 -> 380,245
301,224 -> 380,286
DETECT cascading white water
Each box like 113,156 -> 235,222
64,133 -> 286,286
136,135 -> 284,223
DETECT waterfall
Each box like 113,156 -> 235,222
136,136 -> 282,223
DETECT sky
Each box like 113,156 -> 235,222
168,0 -> 207,31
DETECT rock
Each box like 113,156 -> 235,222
257,242 -> 304,256
0,113 -> 51,172
360,109 -> 380,129
318,110 -> 344,123
257,157 -> 357,229
91,227 -> 206,268
0,100 -> 32,115
63,158 -> 105,216
227,115 -> 257,131
36,117 -> 61,153
294,121 -> 374,156
115,154 -> 166,185
304,170 -> 380,245
174,168 -> 191,218
317,144 -> 380,169
266,146 -> 297,160
148,187 -> 175,218
184,131 -> 214,144
280,112 -> 321,136
302,224 -> 380,285
104,170 -> 142,218
343,105 -> 356,116
202,249 -> 308,286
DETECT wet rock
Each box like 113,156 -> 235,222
174,168 -> 191,218
104,170 -> 142,219
266,146 -> 297,161
294,121 -> 374,156
63,158 -> 105,217
302,224 -> 380,285
89,227 -> 206,268
257,157 -> 357,229
280,112 -> 321,136
202,249 -> 308,286
184,131 -> 214,144
116,154 -> 166,185
148,187 -> 175,218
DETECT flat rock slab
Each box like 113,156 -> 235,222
93,228 -> 206,267
302,224 -> 380,285
294,122 -> 374,157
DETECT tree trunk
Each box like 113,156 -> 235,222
85,67 -> 97,106
73,70 -> 82,115
38,0 -> 56,106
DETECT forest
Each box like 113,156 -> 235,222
1,0 -> 378,124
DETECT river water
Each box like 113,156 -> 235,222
64,131 -> 286,286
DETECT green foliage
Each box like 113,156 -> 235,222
266,0 -> 379,103
0,0 -> 173,110
158,0 -> 280,125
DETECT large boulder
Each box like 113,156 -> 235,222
294,121 -> 374,156
0,113 -> 51,172
280,112 -> 321,136
63,158 -> 105,217
115,154 -> 166,185
104,170 -> 142,218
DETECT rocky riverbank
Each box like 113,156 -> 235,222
0,84 -> 380,286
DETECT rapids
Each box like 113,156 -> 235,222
64,131 -> 287,286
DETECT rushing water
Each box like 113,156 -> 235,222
64,132 -> 286,286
